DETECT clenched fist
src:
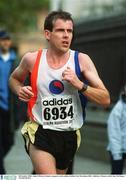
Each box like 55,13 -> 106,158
18,86 -> 34,102
62,66 -> 83,90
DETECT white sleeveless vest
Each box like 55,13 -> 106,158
28,49 -> 84,131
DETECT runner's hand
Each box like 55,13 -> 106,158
18,86 -> 34,102
62,67 -> 83,90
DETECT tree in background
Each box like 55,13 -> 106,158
0,0 -> 49,32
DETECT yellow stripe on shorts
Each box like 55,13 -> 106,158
76,129 -> 81,150
21,120 -> 39,151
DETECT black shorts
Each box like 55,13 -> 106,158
21,121 -> 81,170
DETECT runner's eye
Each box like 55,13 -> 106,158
55,29 -> 64,32
67,29 -> 73,33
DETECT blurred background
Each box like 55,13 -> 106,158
1,0 -> 126,174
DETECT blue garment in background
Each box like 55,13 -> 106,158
107,98 -> 126,160
0,50 -> 16,110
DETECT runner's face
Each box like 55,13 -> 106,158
45,19 -> 73,53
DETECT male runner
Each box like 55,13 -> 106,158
9,11 -> 110,174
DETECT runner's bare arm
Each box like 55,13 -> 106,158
9,52 -> 36,102
62,53 -> 110,107
79,53 -> 110,106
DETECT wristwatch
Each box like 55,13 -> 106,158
79,83 -> 88,93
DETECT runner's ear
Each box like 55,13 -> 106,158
44,29 -> 50,41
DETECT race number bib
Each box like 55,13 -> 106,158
41,95 -> 75,129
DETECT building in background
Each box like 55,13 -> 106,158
50,0 -> 126,21
16,0 -> 126,57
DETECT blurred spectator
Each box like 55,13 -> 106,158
107,85 -> 126,174
0,30 -> 19,174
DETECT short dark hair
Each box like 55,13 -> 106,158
44,11 -> 74,31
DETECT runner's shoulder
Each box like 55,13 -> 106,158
20,51 -> 39,72
22,51 -> 38,63
77,52 -> 92,71
78,52 -> 91,62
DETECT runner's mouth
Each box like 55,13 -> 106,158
62,41 -> 69,46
